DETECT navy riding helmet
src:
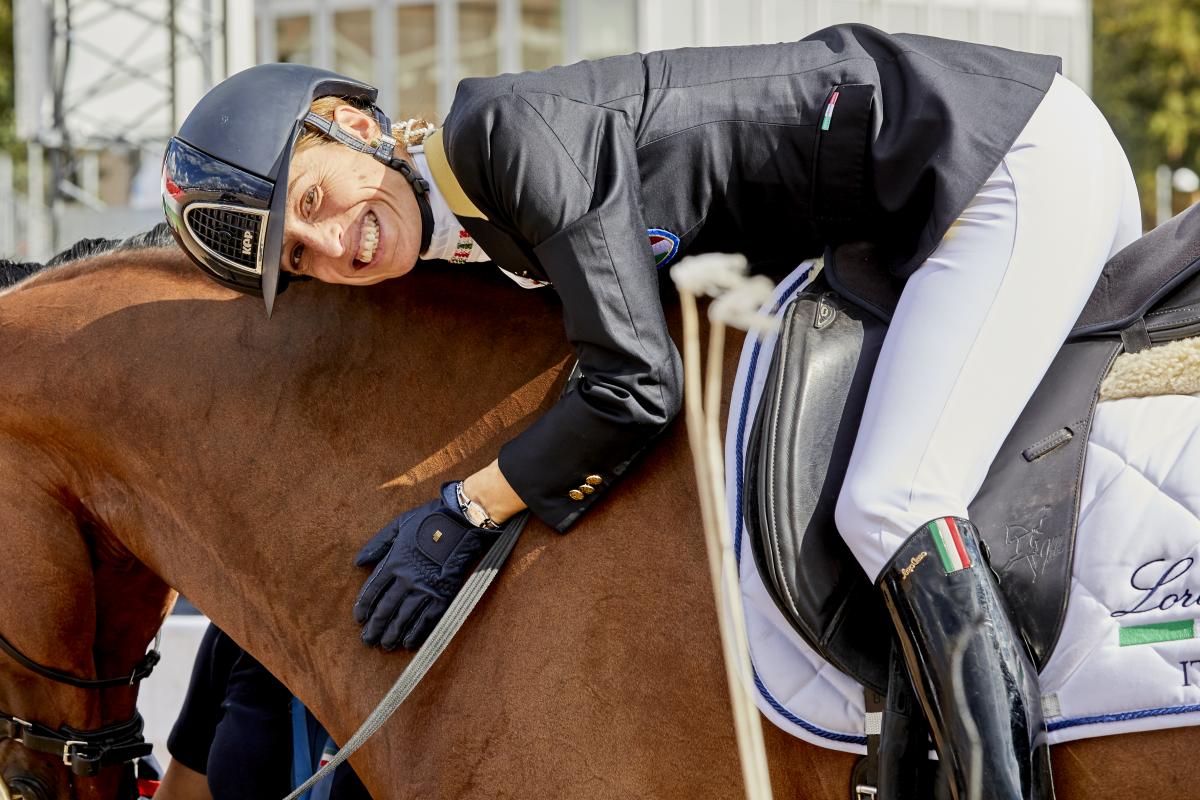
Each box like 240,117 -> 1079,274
161,63 -> 433,314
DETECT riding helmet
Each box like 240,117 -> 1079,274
161,63 -> 432,315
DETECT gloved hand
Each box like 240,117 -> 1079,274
353,482 -> 500,650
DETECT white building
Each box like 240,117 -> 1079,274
256,0 -> 1091,120
10,0 -> 1090,260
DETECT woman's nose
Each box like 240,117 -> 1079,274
299,220 -> 345,258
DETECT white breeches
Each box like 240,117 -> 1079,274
834,74 -> 1143,582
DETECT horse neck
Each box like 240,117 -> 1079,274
0,251 -> 581,762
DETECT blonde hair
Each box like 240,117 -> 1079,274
294,96 -> 437,156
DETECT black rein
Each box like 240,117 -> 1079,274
0,630 -> 160,689
0,629 -> 160,777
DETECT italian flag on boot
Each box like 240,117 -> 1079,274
928,517 -> 972,574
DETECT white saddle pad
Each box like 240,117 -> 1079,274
727,261 -> 1200,753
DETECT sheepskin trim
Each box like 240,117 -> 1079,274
1101,335 -> 1200,401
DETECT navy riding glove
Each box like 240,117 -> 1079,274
353,482 -> 500,650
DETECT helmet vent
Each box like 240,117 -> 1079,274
184,204 -> 267,275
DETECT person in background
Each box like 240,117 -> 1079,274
154,624 -> 370,800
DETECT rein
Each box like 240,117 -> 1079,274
0,629 -> 161,777
284,511 -> 530,800
0,631 -> 160,690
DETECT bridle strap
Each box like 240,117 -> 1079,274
0,626 -> 161,779
0,630 -> 161,690
0,712 -> 151,777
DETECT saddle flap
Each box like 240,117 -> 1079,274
745,280 -> 891,692
1073,203 -> 1200,336
967,337 -> 1121,667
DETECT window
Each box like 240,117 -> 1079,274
460,1 -> 500,78
937,7 -> 978,42
882,3 -> 925,33
276,15 -> 313,64
580,0 -> 636,60
992,12 -> 1025,51
396,5 -> 438,118
521,0 -> 563,71
334,9 -> 374,83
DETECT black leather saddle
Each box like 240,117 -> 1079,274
745,204 -> 1200,694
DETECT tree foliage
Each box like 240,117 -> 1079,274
1093,0 -> 1200,222
0,0 -> 14,155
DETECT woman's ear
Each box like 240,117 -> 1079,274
331,104 -> 381,145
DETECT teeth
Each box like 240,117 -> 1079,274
358,211 -> 379,263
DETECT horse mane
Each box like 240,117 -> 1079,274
0,223 -> 176,289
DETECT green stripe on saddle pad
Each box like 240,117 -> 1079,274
1118,619 -> 1196,647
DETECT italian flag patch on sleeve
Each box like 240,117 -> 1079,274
928,517 -> 972,574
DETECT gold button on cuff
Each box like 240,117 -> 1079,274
568,489 -> 585,501
433,530 -> 443,543
585,475 -> 603,486
580,484 -> 595,495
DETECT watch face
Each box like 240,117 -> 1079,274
464,503 -> 488,527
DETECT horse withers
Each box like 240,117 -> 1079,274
0,233 -> 1196,799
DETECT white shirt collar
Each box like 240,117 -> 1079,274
410,149 -> 491,265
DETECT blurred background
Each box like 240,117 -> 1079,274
1,0 -> 1198,761
2,0 -> 1197,263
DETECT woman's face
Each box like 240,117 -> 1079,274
281,106 -> 424,285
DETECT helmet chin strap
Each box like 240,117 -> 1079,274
303,110 -> 434,256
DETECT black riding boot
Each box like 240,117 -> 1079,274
876,516 -> 1054,800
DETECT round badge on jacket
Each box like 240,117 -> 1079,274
648,228 -> 680,268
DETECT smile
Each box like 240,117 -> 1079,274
355,210 -> 380,268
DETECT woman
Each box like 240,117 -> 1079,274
162,24 -> 1140,799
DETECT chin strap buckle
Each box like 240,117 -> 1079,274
854,785 -> 878,799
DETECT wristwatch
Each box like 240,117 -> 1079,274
455,481 -> 500,530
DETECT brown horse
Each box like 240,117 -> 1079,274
0,240 -> 1193,799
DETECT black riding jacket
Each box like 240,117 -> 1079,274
432,23 -> 1060,530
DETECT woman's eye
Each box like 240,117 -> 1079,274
290,243 -> 305,272
302,186 -> 318,216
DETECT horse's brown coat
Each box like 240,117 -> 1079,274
0,249 -> 1192,798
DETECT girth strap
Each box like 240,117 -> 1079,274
0,630 -> 160,689
0,712 -> 151,777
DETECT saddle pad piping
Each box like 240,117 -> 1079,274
753,670 -> 867,745
1046,702 -> 1200,732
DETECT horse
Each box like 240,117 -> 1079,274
0,236 -> 1195,799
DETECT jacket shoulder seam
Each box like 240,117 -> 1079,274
511,93 -> 595,197
647,55 -> 874,91
895,48 -> 1055,92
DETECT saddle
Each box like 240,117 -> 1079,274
745,202 -> 1200,696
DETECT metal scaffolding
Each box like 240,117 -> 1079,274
12,0 -> 247,258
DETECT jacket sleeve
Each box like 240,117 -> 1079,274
454,90 -> 683,532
